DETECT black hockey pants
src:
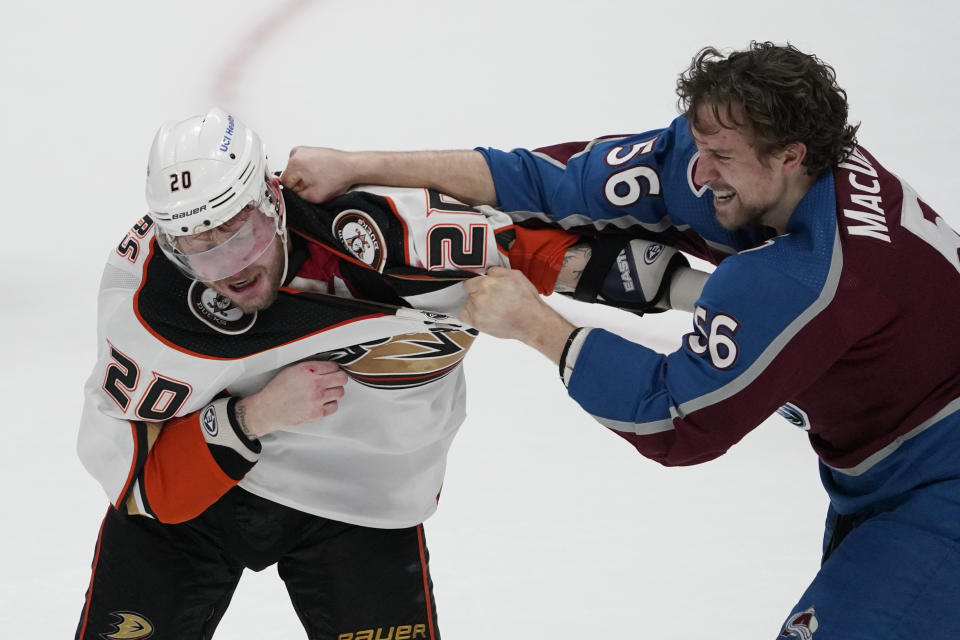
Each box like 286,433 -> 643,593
75,486 -> 439,639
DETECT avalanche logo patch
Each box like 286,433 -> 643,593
777,403 -> 810,431
780,607 -> 818,639
320,328 -> 478,389
188,281 -> 257,334
102,611 -> 154,639
333,209 -> 386,272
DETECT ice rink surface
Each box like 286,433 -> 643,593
3,1 -> 958,637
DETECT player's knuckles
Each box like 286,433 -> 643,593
476,278 -> 501,295
463,276 -> 484,294
502,269 -> 526,286
287,146 -> 317,164
318,369 -> 348,386
322,386 -> 346,402
320,400 -> 340,417
311,373 -> 346,394
308,359 -> 341,373
314,383 -> 345,402
292,361 -> 319,374
294,360 -> 338,377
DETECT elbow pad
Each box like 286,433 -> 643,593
573,236 -> 689,314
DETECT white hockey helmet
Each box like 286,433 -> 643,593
145,107 -> 285,281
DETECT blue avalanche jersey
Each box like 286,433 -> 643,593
479,116 -> 960,514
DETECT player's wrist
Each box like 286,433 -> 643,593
521,302 -> 578,365
232,397 -> 262,440
352,151 -> 394,187
198,397 -> 262,475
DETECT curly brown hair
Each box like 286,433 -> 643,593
676,41 -> 859,176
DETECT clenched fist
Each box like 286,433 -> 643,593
461,267 -> 576,364
281,147 -> 355,203
235,360 -> 348,437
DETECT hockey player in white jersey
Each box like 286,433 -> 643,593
74,108 -> 527,640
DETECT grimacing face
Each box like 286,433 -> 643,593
205,233 -> 286,314
174,179 -> 287,313
690,104 -> 794,232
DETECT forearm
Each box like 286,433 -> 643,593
665,266 -> 710,312
349,149 -> 497,206
554,241 -> 709,313
554,243 -> 592,294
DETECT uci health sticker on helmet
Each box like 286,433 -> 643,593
219,113 -> 236,153
333,210 -> 386,272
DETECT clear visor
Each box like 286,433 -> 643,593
158,199 -> 280,282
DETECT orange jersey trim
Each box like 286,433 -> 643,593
142,413 -> 237,523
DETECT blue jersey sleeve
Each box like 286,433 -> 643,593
564,175 -> 855,465
478,116 -> 763,264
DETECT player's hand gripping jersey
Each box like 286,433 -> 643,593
481,116 -> 960,512
79,186 -> 515,527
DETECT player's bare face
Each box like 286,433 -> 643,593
207,235 -> 285,313
691,106 -> 789,231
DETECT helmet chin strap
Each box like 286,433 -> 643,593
279,228 -> 290,285
268,177 -> 290,284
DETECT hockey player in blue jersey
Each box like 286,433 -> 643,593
281,42 -> 960,639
